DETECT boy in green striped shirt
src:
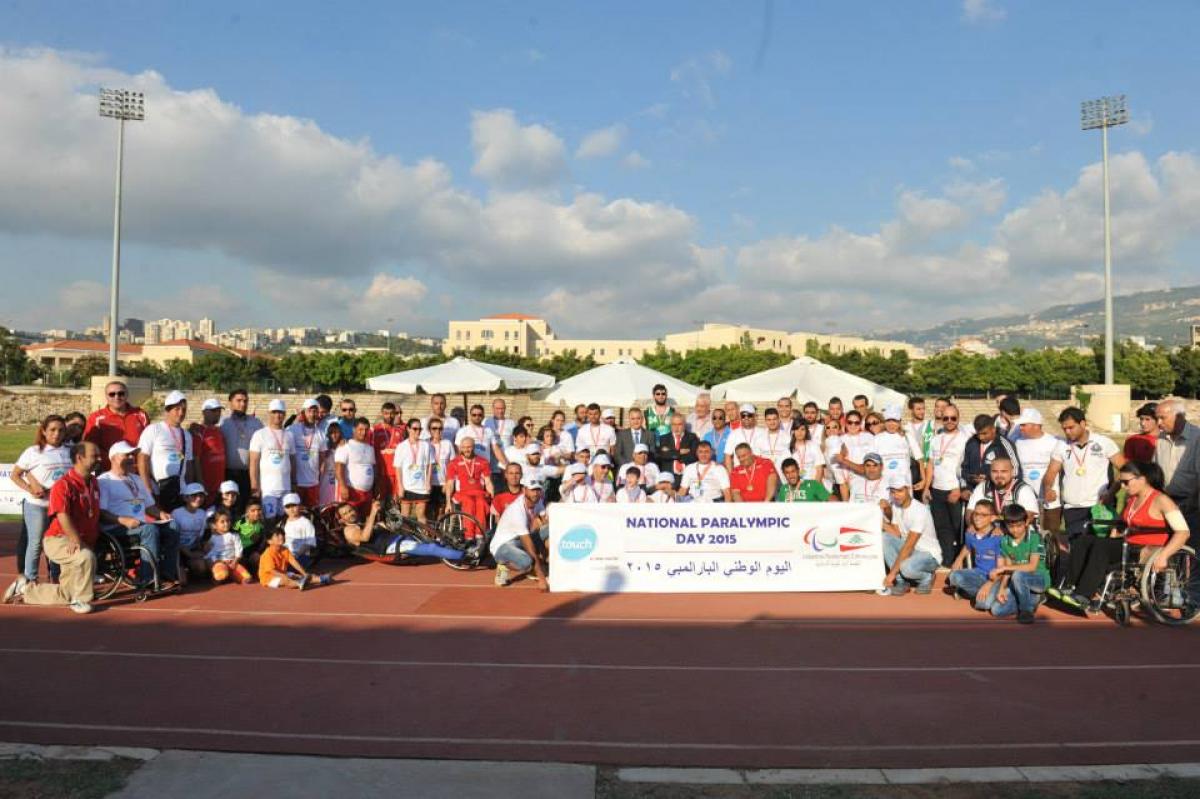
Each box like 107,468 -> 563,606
987,504 -> 1049,624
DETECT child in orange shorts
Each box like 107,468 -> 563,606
258,527 -> 331,590
205,510 -> 253,584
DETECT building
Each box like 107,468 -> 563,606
788,331 -> 927,360
22,339 -> 142,371
663,323 -> 791,356
198,317 -> 216,342
1191,324 -> 1200,347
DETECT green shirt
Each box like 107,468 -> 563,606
1000,530 -> 1050,582
234,518 -> 263,550
776,479 -> 831,503
644,405 -> 673,438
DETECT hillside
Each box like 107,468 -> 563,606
878,285 -> 1200,350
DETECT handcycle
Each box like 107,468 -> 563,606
1078,519 -> 1198,627
93,527 -> 172,602
312,500 -> 490,570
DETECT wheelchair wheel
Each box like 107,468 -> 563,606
128,544 -> 160,596
436,511 -> 484,570
1114,599 -> 1131,627
1140,546 -> 1200,626
93,531 -> 129,601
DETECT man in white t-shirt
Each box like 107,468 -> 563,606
617,444 -> 660,492
754,408 -> 790,464
848,453 -> 889,511
484,398 -> 516,450
724,404 -> 765,470
967,455 -> 1038,523
574,404 -> 616,456
872,405 -> 913,489
490,476 -> 548,590
136,390 -> 196,511
881,474 -> 942,595
393,417 -> 433,522
248,399 -> 296,518
922,402 -> 971,567
1013,408 -> 1064,533
98,441 -> 179,584
685,392 -> 714,440
776,397 -> 796,435
421,393 -> 459,443
679,441 -> 732,502
286,398 -> 328,508
836,411 -> 877,501
330,417 -> 374,514
1042,407 -> 1124,545
456,404 -> 504,474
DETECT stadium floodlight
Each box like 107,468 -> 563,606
98,89 -> 146,376
1080,94 -> 1128,386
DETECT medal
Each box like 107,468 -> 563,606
1075,467 -> 1087,477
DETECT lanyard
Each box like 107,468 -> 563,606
767,431 -> 782,455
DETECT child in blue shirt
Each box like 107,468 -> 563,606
948,500 -> 1003,608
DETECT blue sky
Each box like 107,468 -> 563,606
1,0 -> 1198,339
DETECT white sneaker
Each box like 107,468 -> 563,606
494,564 -> 510,587
3,576 -> 27,604
68,601 -> 93,615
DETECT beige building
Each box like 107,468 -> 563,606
446,315 -> 925,363
24,338 -> 264,372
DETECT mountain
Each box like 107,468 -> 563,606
877,285 -> 1200,351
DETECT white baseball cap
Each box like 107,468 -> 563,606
520,475 -> 545,490
1015,408 -> 1044,427
164,390 -> 187,408
282,492 -> 302,507
268,399 -> 287,413
565,463 -> 586,477
524,443 -> 542,455
886,473 -> 909,490
883,404 -> 903,421
656,472 -> 675,484
108,440 -> 136,459
633,443 -> 650,454
592,453 -> 612,467
302,398 -> 320,410
219,480 -> 240,494
602,408 -> 616,419
201,398 -> 223,411
739,403 -> 756,414
182,482 -> 206,497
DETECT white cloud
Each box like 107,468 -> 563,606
948,155 -> 976,171
575,123 -> 627,159
962,0 -> 1006,24
621,151 -> 651,170
670,50 -> 733,109
470,108 -> 568,189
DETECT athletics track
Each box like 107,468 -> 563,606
0,520 -> 1197,770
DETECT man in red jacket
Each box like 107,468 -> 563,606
83,380 -> 149,472
192,398 -> 227,501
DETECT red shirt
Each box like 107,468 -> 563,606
193,424 -> 226,498
730,456 -> 774,502
372,423 -> 404,474
84,405 -> 149,471
492,490 -> 521,518
46,468 -> 101,548
446,455 -> 490,496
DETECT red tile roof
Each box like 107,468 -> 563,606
151,338 -> 227,352
23,339 -> 142,355
483,313 -> 539,321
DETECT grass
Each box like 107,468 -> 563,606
0,757 -> 141,799
0,425 -> 38,462
596,772 -> 1200,799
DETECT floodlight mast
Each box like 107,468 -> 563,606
98,89 -> 145,376
1080,95 -> 1128,386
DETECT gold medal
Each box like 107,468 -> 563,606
1075,467 -> 1087,477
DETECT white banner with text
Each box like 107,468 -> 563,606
548,502 -> 884,593
0,464 -> 22,516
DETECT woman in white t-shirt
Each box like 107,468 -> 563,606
822,418 -> 845,494
10,415 -> 72,582
782,422 -> 825,484
318,425 -> 344,507
393,419 -> 434,522
426,418 -> 454,519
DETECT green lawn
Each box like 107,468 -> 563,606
0,757 -> 141,799
0,425 -> 38,462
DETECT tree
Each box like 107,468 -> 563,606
67,355 -> 110,386
1114,343 -> 1176,398
0,327 -> 41,384
1169,346 -> 1200,398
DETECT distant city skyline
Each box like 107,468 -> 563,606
2,2 -> 1198,338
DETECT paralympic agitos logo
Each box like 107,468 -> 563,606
802,526 -> 874,553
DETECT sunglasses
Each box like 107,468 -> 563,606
429,426 -> 442,431
944,416 -> 958,421
408,424 -> 422,430
740,412 -> 754,418
868,420 -> 883,426
341,408 -> 355,413
712,415 -> 725,420
108,391 -> 126,397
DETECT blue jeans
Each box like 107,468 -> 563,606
883,534 -> 939,590
949,568 -> 989,603
21,501 -> 49,581
104,522 -> 181,582
494,540 -> 533,572
990,571 -> 1046,617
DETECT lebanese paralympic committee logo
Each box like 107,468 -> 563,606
802,526 -> 875,553
558,525 -> 598,561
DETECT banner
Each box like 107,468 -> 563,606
0,464 -> 22,516
548,502 -> 884,593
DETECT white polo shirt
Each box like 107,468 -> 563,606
249,426 -> 294,496
928,428 -> 971,491
679,461 -> 731,502
336,439 -> 377,492
286,422 -> 327,489
1053,433 -> 1120,509
137,422 -> 193,485
1016,433 -> 1065,506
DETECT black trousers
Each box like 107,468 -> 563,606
929,488 -> 963,567
1056,507 -> 1094,587
1067,535 -> 1124,598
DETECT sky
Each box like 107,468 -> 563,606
1,0 -> 1198,339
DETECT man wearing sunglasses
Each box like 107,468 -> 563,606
84,380 -> 150,473
723,404 -> 765,470
702,408 -> 732,465
645,384 -> 675,441
834,411 -> 876,501
923,403 -> 971,567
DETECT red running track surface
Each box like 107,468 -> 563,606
0,521 -> 1198,769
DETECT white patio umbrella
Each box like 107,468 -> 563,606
710,357 -> 907,408
532,358 -> 705,409
366,356 -> 555,409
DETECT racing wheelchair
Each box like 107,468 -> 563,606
312,501 -> 490,570
93,527 -> 170,602
1083,519 -> 1198,627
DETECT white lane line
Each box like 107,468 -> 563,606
0,647 -> 1194,674
2,720 -> 1199,754
0,604 -> 1104,627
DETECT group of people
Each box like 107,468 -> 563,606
5,379 -> 1198,621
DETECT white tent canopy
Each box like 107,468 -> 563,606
365,356 -> 555,394
532,358 -> 705,408
710,357 -> 907,408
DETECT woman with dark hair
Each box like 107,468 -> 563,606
9,415 -> 72,583
318,423 -> 345,507
62,412 -> 87,446
786,422 -> 825,485
1052,461 -> 1192,612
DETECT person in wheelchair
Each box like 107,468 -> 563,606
1051,461 -> 1192,614
337,499 -> 463,562
97,441 -> 181,588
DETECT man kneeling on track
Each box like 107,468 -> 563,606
491,476 -> 549,591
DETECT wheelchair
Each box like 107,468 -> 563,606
93,528 -> 163,602
1089,521 -> 1199,627
313,502 -> 489,570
